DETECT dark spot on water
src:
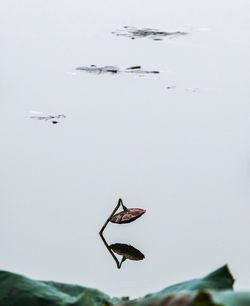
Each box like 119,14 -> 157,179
76,65 -> 160,76
29,114 -> 66,124
76,65 -> 120,74
106,69 -> 118,73
126,66 -> 141,70
112,26 -> 188,41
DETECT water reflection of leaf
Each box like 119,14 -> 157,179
99,233 -> 145,269
109,243 -> 145,261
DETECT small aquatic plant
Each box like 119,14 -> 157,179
99,198 -> 146,234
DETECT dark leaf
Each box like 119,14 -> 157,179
109,243 -> 145,261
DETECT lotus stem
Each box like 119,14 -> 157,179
99,198 -> 124,235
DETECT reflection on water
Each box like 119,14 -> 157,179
100,234 -> 145,269
112,26 -> 188,40
99,199 -> 145,269
28,112 -> 66,125
110,243 -> 145,261
76,65 -> 160,76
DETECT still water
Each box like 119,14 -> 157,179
1,0 -> 250,298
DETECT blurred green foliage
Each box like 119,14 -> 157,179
0,265 -> 249,306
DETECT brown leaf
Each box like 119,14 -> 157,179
110,208 -> 146,224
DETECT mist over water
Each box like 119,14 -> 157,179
1,0 -> 250,297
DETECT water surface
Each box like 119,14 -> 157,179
1,0 -> 250,298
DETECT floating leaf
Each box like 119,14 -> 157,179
110,208 -> 146,224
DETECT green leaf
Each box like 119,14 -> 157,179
118,265 -> 234,306
144,265 -> 234,300
211,290 -> 250,306
1,266 -> 249,306
0,270 -> 125,306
